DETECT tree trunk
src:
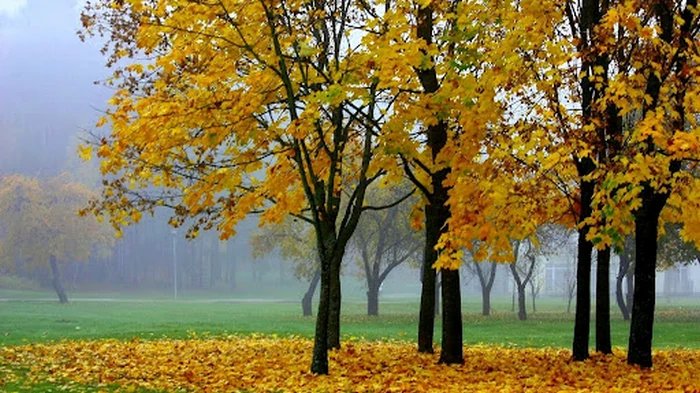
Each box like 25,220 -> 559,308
327,258 -> 342,349
573,174 -> 594,361
616,252 -> 630,320
482,286 -> 491,316
418,204 -> 438,353
596,247 -> 612,354
310,262 -> 331,374
439,269 -> 463,364
628,191 -> 665,368
302,269 -> 321,317
530,284 -> 536,313
49,255 -> 68,304
517,286 -> 527,320
367,284 -> 379,316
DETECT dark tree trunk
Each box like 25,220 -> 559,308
628,191 -> 666,368
310,262 -> 331,374
573,173 -> 594,361
367,284 -> 379,316
509,263 -> 528,321
517,286 -> 526,320
418,204 -> 438,353
596,247 -> 612,354
49,255 -> 68,304
482,286 -> 492,316
327,259 -> 342,349
616,252 -> 631,320
439,269 -> 463,364
302,269 -> 321,317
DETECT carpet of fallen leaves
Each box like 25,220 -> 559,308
1,336 -> 699,392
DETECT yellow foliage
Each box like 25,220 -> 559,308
1,338 -> 699,392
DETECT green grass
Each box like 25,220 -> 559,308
1,293 -> 699,392
1,294 -> 699,349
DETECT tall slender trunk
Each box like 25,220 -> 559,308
573,173 -> 594,361
302,269 -> 321,317
327,259 -> 342,349
628,190 -> 666,368
49,255 -> 68,304
596,247 -> 612,354
616,252 -> 631,320
509,263 -> 528,321
475,262 -> 497,316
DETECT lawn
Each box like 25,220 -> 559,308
1,294 -> 699,392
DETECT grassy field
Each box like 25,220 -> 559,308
1,293 -> 699,349
1,293 -> 699,392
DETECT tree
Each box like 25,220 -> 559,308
0,174 -> 113,302
462,250 -> 498,316
509,240 -> 538,321
351,187 -> 420,316
80,0 -> 406,374
249,218 -> 319,316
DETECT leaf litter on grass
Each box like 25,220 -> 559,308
1,336 -> 699,392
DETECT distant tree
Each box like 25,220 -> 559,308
462,250 -> 498,316
350,187 -> 420,316
250,219 -> 319,316
0,174 -> 113,302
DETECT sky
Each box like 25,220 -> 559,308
0,0 -> 109,175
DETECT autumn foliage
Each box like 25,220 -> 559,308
2,337 -> 699,393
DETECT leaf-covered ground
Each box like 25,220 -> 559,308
1,336 -> 699,392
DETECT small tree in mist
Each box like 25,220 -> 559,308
0,174 -> 113,303
250,219 -> 319,316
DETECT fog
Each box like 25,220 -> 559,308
1,0 -> 699,313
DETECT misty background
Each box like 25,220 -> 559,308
1,0 -> 698,311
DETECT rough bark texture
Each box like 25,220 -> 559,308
596,247 -> 612,354
327,258 -> 342,349
302,269 -> 321,317
50,255 -> 68,304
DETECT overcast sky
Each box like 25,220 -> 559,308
0,0 -> 110,174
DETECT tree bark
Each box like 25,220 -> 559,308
418,206 -> 437,353
596,247 -> 612,354
439,268 -> 463,364
302,269 -> 321,317
310,261 -> 331,374
628,190 -> 666,368
327,258 -> 342,349
509,263 -> 528,321
482,286 -> 492,316
367,284 -> 379,316
573,172 -> 594,361
49,255 -> 68,304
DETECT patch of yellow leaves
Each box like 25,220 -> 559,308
1,337 -> 699,392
